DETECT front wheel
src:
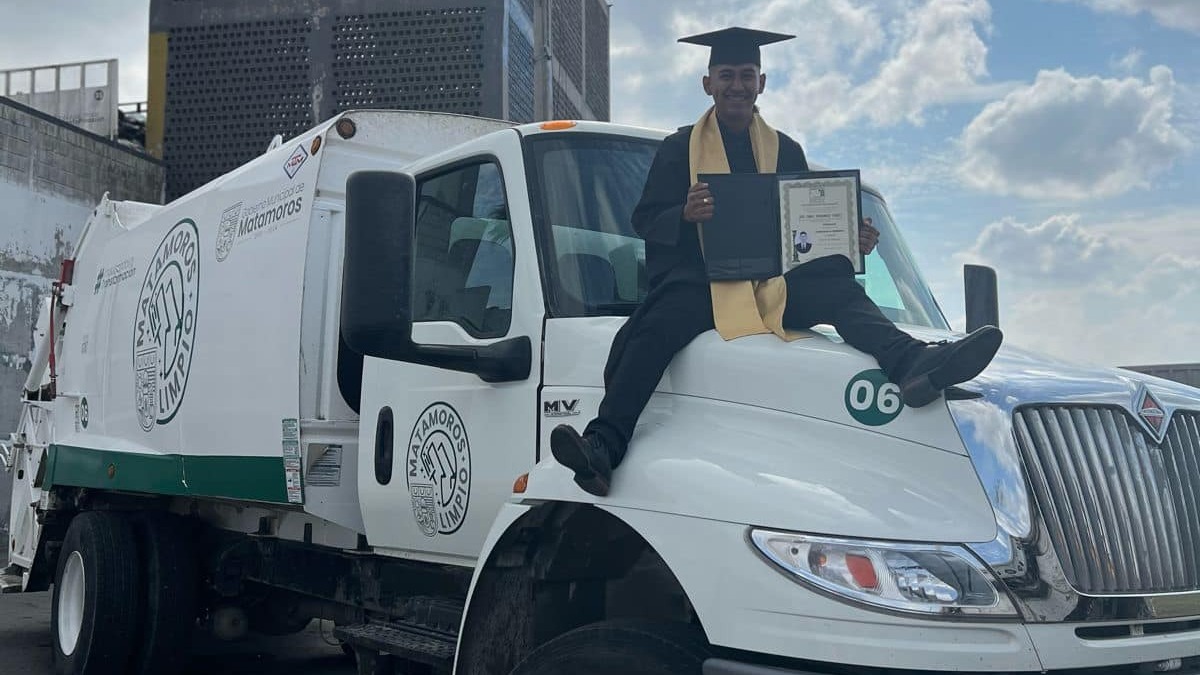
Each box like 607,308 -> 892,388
51,512 -> 141,675
507,620 -> 710,675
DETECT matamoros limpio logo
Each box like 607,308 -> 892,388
215,183 -> 306,262
133,219 -> 200,432
407,403 -> 472,537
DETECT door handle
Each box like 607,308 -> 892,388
375,407 -> 394,485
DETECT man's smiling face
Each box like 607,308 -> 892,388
704,63 -> 766,125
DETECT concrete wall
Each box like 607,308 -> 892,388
0,96 -> 164,538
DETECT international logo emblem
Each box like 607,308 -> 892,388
133,219 -> 200,432
406,403 -> 472,537
1134,385 -> 1168,443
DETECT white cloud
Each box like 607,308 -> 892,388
958,66 -> 1191,199
1058,0 -> 1200,33
851,0 -> 993,126
610,0 -> 1003,138
959,214 -> 1122,281
665,0 -> 889,79
767,0 -> 1002,135
954,211 -> 1200,365
1112,48 -> 1144,74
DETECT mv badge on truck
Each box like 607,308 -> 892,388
133,218 -> 200,432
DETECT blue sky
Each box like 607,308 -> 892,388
1,0 -> 1196,367
608,0 -> 1200,368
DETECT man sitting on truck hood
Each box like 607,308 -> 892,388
550,27 -> 1003,497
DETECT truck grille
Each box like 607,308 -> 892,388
1013,406 -> 1200,594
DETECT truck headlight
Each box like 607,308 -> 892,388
749,530 -> 1019,618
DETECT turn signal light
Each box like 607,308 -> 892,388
513,473 -> 529,494
845,553 -> 879,590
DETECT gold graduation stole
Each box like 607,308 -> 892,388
689,107 -> 802,341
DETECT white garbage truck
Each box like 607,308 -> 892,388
4,110 -> 1200,675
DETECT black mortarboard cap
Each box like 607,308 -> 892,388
678,27 -> 795,68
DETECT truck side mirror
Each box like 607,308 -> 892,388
341,170 -> 532,383
342,170 -> 417,361
964,264 -> 1000,332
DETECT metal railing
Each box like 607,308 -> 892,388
1,59 -> 119,138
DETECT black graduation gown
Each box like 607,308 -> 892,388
630,123 -> 811,290
586,121 -> 919,460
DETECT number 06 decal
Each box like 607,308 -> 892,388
844,369 -> 904,426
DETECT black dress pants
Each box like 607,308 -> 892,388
585,269 -> 923,465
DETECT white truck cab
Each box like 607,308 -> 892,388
5,110 -> 1200,675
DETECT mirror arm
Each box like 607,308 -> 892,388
411,336 -> 531,383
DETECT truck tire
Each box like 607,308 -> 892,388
507,620 -> 710,675
51,511 -> 141,675
130,513 -> 198,675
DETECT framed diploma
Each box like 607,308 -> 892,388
697,169 -> 865,280
778,170 -> 864,274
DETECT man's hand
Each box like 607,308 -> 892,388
683,182 -> 714,223
859,217 -> 879,255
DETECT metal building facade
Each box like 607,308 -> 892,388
1124,364 -> 1200,389
147,0 -> 610,200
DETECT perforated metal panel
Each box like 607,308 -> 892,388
331,8 -> 486,115
151,0 -> 607,197
585,0 -> 609,119
553,81 -> 579,119
507,19 -> 535,122
163,20 -> 314,199
552,0 -> 583,90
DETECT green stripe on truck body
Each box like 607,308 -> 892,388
45,444 -> 290,504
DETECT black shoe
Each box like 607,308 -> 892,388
893,326 -> 1003,408
550,425 -> 613,497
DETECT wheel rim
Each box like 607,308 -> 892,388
57,551 -> 86,656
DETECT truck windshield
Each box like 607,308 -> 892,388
524,133 -> 949,330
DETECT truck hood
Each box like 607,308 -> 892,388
532,319 -> 989,542
965,336 -> 1200,408
944,337 -> 1200,545
544,318 -> 1200,443
531,318 -> 1200,543
545,319 -> 993,453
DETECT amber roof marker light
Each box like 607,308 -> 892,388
539,120 -> 577,131
336,117 -> 357,139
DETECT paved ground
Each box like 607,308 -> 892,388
0,591 -> 357,675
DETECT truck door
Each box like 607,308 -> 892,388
355,133 -> 544,562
